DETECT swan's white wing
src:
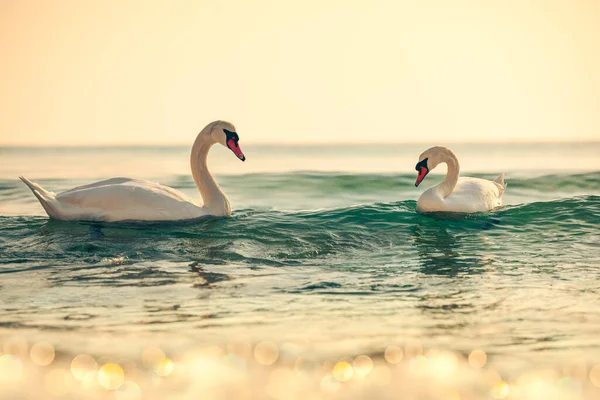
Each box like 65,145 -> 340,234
444,177 -> 503,212
59,177 -> 139,195
55,178 -> 205,221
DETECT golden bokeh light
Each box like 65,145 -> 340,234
483,369 -> 502,386
0,354 -> 23,383
409,355 -> 429,374
490,380 -> 510,399
468,349 -> 487,369
227,341 -> 252,359
254,341 -> 279,366
141,347 -> 175,376
142,347 -> 166,368
71,354 -> 98,381
405,341 -> 423,358
2,336 -> 599,400
557,376 -> 582,397
384,345 -> 404,364
332,361 -> 353,382
154,358 -> 175,377
516,377 -> 557,399
98,363 -> 125,390
352,355 -> 373,378
293,357 -> 313,377
3,336 -> 28,359
115,380 -> 143,400
562,360 -> 588,382
320,373 -> 340,394
30,341 -> 55,366
2,334 -> 599,399
426,350 -> 459,376
590,364 -> 600,388
182,345 -> 225,368
515,368 -> 558,392
182,346 -> 233,388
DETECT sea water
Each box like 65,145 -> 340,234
0,142 -> 599,399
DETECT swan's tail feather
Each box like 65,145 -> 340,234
19,176 -> 62,219
493,173 -> 507,197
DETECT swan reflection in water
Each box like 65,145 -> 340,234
410,222 -> 494,277
408,220 -> 510,349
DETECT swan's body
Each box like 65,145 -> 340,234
20,121 -> 246,222
416,175 -> 505,213
414,146 -> 506,213
19,177 -> 213,222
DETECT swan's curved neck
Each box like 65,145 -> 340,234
190,134 -> 231,216
437,150 -> 460,198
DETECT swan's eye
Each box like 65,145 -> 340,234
415,158 -> 428,171
223,128 -> 239,142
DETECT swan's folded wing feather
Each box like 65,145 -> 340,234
56,179 -> 202,218
444,177 -> 503,212
456,178 -> 501,196
58,177 -> 137,196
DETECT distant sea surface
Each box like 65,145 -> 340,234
1,142 -> 599,399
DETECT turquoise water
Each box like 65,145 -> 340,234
1,143 -> 600,398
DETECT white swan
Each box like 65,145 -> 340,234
20,120 -> 246,222
414,146 -> 506,213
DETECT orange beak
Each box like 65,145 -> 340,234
415,166 -> 428,187
227,139 -> 246,161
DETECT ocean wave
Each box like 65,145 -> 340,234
1,195 -> 598,273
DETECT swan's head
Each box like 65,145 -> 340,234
415,146 -> 447,187
207,120 -> 246,161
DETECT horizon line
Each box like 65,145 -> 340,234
1,139 -> 600,148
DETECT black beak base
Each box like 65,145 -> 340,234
415,158 -> 429,187
415,158 -> 429,172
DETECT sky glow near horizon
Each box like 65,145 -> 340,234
1,0 -> 599,146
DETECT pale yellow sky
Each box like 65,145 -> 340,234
1,0 -> 599,145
